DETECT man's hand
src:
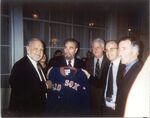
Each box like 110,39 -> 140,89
81,69 -> 91,79
45,80 -> 53,89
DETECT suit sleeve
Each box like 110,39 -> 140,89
9,63 -> 47,103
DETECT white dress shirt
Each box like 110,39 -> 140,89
27,55 -> 46,81
104,57 -> 120,109
66,58 -> 75,67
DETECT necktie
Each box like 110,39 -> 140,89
68,60 -> 72,67
37,63 -> 48,98
106,63 -> 113,98
37,63 -> 46,82
95,59 -> 100,78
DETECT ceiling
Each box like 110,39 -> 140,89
2,0 -> 149,15
3,0 -> 148,9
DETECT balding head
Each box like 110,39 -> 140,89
26,38 -> 44,62
105,40 -> 118,61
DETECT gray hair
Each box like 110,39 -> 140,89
91,38 -> 105,49
119,37 -> 140,56
131,41 -> 140,56
26,38 -> 44,47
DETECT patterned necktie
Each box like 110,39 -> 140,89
106,63 -> 113,98
68,60 -> 72,67
95,59 -> 100,78
37,63 -> 46,81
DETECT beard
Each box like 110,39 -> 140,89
64,54 -> 73,60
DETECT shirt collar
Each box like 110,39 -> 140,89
27,55 -> 37,67
66,58 -> 74,62
66,58 -> 75,66
125,58 -> 139,73
111,57 -> 121,65
94,56 -> 103,63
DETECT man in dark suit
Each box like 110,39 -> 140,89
115,37 -> 143,116
47,38 -> 83,68
124,55 -> 150,117
83,38 -> 110,116
102,40 -> 125,117
8,38 -> 52,116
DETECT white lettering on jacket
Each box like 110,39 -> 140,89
52,80 -> 80,91
64,80 -> 80,91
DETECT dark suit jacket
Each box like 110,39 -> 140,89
103,62 -> 125,101
102,62 -> 125,116
115,60 -> 143,116
48,56 -> 84,68
9,56 -> 48,116
116,62 -> 125,89
85,56 -> 110,116
86,56 -> 110,88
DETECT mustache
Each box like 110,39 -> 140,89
64,55 -> 73,60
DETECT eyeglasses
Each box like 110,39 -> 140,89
105,48 -> 118,52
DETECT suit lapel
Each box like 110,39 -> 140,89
90,56 -> 108,77
117,63 -> 125,87
91,58 -> 94,74
25,56 -> 41,81
100,57 -> 105,70
74,59 -> 77,67
99,56 -> 107,77
62,57 -> 68,66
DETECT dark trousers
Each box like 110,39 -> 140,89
102,105 -> 117,117
90,86 -> 103,117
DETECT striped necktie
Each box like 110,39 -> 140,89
95,59 -> 100,78
37,63 -> 46,81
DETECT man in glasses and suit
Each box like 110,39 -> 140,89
102,40 -> 125,116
